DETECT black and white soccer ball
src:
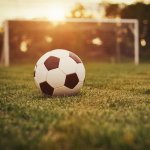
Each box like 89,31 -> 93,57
34,49 -> 85,96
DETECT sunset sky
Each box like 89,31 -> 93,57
0,0 -> 149,23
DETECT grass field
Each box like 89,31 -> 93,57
0,63 -> 150,150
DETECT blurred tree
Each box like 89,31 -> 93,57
105,4 -> 121,18
68,3 -> 93,18
105,2 -> 150,20
105,2 -> 150,61
121,2 -> 150,20
121,2 -> 150,60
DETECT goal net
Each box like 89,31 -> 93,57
1,18 -> 139,66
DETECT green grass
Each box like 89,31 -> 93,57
0,63 -> 150,150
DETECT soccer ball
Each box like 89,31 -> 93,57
34,49 -> 85,96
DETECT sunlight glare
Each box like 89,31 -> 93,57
48,4 -> 67,21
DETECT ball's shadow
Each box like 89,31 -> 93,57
33,90 -> 84,101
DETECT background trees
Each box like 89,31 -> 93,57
105,2 -> 150,60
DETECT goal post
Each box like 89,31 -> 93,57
2,21 -> 9,67
1,18 -> 139,66
65,18 -> 139,65
134,19 -> 139,65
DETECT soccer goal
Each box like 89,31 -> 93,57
1,18 -> 139,66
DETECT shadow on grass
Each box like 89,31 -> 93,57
31,90 -> 85,102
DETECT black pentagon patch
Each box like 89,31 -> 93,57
44,56 -> 60,71
65,73 -> 79,89
40,81 -> 54,95
69,52 -> 82,64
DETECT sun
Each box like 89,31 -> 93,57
48,4 -> 67,21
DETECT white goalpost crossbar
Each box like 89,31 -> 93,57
2,18 -> 139,66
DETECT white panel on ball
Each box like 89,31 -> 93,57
53,82 -> 83,96
46,68 -> 66,88
49,49 -> 69,58
73,82 -> 83,93
35,64 -> 48,83
53,86 -> 74,96
59,57 -> 77,74
76,63 -> 85,82
34,77 -> 41,89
